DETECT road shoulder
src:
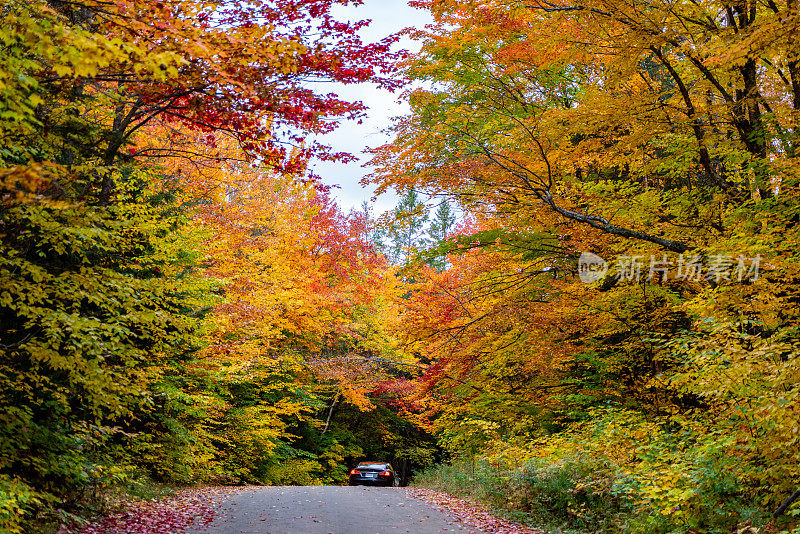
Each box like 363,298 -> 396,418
408,487 -> 542,534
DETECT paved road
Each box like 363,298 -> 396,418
193,486 -> 482,534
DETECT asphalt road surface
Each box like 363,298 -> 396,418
193,485 -> 483,534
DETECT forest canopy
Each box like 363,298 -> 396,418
2,0 -> 800,532
365,0 -> 800,530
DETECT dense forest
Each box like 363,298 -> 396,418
1,0 -> 800,532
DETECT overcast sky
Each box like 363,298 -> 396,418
307,0 -> 432,214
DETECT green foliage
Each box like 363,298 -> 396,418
0,476 -> 40,534
320,399 -> 440,484
423,201 -> 456,271
0,169 -> 216,526
414,411 -> 776,533
374,189 -> 430,265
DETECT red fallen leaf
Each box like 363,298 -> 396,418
407,488 -> 542,534
60,486 -> 248,534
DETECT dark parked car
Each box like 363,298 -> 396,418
348,461 -> 399,487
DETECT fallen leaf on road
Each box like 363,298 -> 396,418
406,488 -> 541,534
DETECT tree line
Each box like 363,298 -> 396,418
3,0 -> 800,532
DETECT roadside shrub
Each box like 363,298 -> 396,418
414,408 -> 786,533
266,459 -> 325,486
0,476 -> 39,534
412,460 -> 495,500
507,457 -> 633,530
413,456 -> 635,532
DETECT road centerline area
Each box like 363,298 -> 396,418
191,486 -> 482,534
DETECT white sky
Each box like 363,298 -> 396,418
308,0 -> 432,215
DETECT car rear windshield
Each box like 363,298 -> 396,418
357,463 -> 387,469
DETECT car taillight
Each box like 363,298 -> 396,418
380,470 -> 391,476
350,469 -> 359,475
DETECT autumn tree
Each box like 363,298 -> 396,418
3,0 -> 402,202
0,165 -> 216,530
0,0 -> 404,528
372,0 -> 800,252
369,0 -> 800,528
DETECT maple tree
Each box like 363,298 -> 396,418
3,0 -> 403,202
372,0 -> 800,251
0,164 -> 216,530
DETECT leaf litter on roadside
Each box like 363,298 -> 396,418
59,486 -> 247,534
408,488 -> 542,534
